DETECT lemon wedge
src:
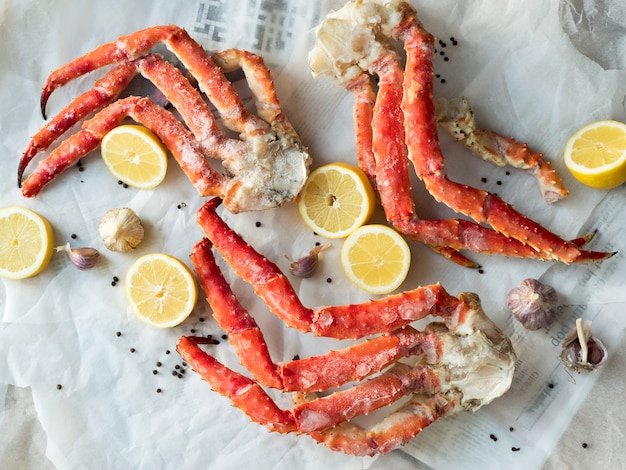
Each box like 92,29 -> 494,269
340,224 -> 411,295
298,162 -> 376,239
125,253 -> 198,328
0,206 -> 54,280
101,125 -> 168,189
564,120 -> 626,189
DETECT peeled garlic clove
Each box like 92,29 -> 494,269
286,243 -> 331,278
560,318 -> 608,373
56,242 -> 100,270
507,278 -> 558,330
98,208 -> 144,252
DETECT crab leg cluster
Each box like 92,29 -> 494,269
176,197 -> 516,456
309,0 -> 613,266
20,26 -> 310,213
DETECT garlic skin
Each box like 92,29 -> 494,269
507,278 -> 558,330
561,318 -> 608,373
286,244 -> 331,278
98,208 -> 144,252
56,243 -> 100,270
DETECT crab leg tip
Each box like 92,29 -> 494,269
40,95 -> 48,120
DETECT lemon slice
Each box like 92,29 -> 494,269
340,224 -> 411,295
0,206 -> 54,280
298,162 -> 376,239
125,253 -> 198,328
564,120 -> 626,189
101,125 -> 168,189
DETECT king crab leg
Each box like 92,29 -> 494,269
398,12 -> 587,263
300,390 -> 461,455
21,55 -> 228,197
21,96 -> 227,197
339,39 -> 572,266
177,334 -> 461,455
197,197 -> 467,339
40,26 -> 266,136
348,75 -> 379,191
19,62 -> 138,184
178,197 -> 515,456
309,0 -> 614,265
368,51 -> 560,266
177,336 -> 297,434
435,97 -> 569,204
21,26 -> 310,213
195,196 -> 515,375
211,49 -> 299,140
192,235 -> 452,393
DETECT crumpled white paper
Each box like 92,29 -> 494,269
559,0 -> 626,70
1,1 -> 626,469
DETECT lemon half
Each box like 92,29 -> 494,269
564,120 -> 626,189
340,224 -> 411,295
125,253 -> 198,328
298,162 -> 376,239
0,206 -> 54,280
101,125 -> 168,189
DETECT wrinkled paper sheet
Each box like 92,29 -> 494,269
1,0 -> 626,469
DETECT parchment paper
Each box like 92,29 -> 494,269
1,1 -> 626,469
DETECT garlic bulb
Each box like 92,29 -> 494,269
98,208 -> 144,252
560,318 -> 608,373
507,278 -> 558,330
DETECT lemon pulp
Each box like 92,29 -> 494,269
564,120 -> 626,189
298,162 -> 376,239
101,125 -> 168,189
125,253 -> 198,328
340,224 -> 411,295
0,206 -> 54,280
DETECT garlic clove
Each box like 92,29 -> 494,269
560,318 -> 608,373
286,243 -> 331,278
507,278 -> 558,330
98,208 -> 144,252
56,242 -> 100,270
